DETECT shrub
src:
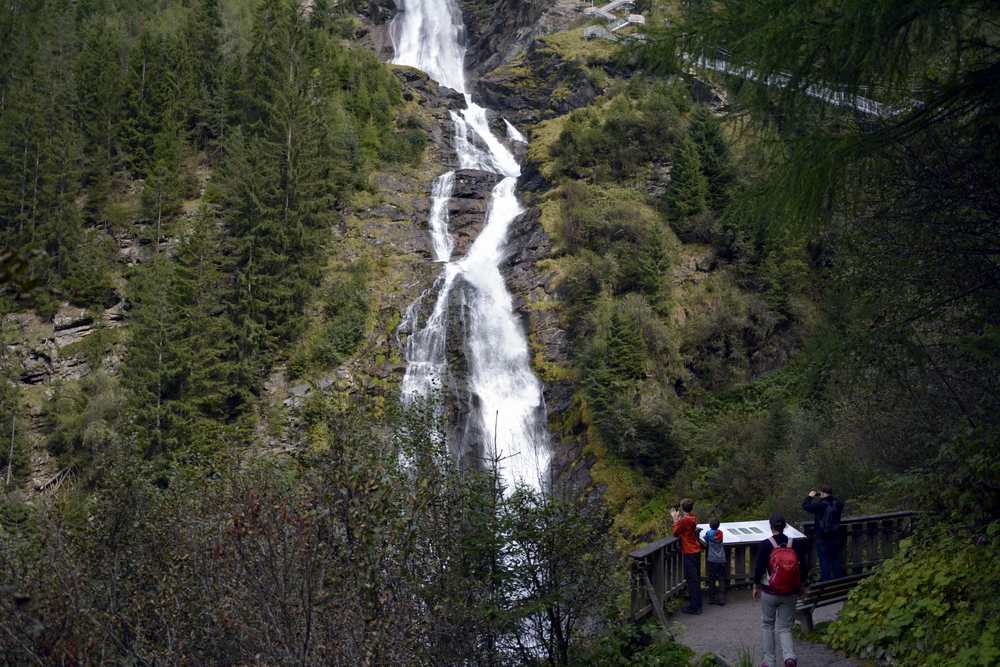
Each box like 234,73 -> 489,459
827,524 -> 1000,666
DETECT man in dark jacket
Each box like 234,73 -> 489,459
802,485 -> 845,580
752,513 -> 811,667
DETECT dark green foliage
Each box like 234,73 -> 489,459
316,261 -> 369,366
688,106 -> 732,209
641,3 -> 1000,657
120,210 -> 241,460
0,0 -> 417,322
554,181 -> 670,306
0,401 -> 638,665
45,371 -> 123,468
0,370 -> 29,485
140,113 -> 187,242
121,256 -> 190,457
553,81 -> 686,182
828,524 -> 1000,666
572,622 -> 693,666
664,135 -> 708,221
584,298 -> 682,482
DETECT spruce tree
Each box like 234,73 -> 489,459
141,112 -> 186,247
689,106 -> 732,209
607,307 -> 646,383
122,256 -> 188,457
666,135 -> 708,219
172,209 -> 244,448
220,0 -> 336,382
76,21 -> 126,226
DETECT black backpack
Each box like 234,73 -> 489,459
817,499 -> 841,534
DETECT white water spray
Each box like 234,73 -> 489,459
394,0 -> 551,491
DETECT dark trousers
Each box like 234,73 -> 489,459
683,553 -> 702,611
816,534 -> 846,580
707,560 -> 727,604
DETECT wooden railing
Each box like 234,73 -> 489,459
629,535 -> 684,626
630,511 -> 917,622
800,510 -> 917,577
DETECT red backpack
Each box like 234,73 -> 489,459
767,537 -> 801,594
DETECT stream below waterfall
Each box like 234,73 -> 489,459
392,0 -> 551,491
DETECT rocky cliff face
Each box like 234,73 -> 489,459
449,169 -> 502,256
357,0 -> 399,60
475,40 -> 601,128
458,0 -> 584,78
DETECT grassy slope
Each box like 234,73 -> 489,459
520,46 -> 820,545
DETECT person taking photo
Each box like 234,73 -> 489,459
671,498 -> 703,614
802,485 -> 845,580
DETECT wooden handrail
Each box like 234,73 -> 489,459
629,510 -> 917,623
630,535 -> 679,559
800,510 -> 918,529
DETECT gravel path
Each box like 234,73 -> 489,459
672,590 -> 858,666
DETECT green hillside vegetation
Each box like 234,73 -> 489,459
525,77 -> 823,539
542,0 -> 998,663
0,2 -> 676,664
0,0 -> 421,477
1,0 -> 998,664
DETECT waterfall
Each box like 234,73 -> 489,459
393,0 -> 552,491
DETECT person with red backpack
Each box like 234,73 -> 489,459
752,513 -> 810,667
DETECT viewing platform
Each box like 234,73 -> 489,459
630,511 -> 916,664
630,511 -> 917,625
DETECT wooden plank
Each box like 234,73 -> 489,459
631,535 -> 680,559
734,545 -> 747,583
800,510 -> 917,531
850,522 -> 864,574
630,565 -> 642,618
642,569 -> 669,628
864,519 -> 879,564
881,518 -> 895,560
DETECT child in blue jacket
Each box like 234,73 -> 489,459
702,517 -> 727,605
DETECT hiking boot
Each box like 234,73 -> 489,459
784,659 -> 798,667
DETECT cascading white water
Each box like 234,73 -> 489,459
428,171 -> 456,262
393,0 -> 551,491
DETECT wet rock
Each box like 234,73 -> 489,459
500,206 -> 574,418
391,66 -> 467,170
360,0 -> 396,25
356,0 -> 400,60
518,159 -> 551,193
442,275 -> 487,466
392,67 -> 465,110
459,0 -> 583,78
448,169 -> 502,256
474,41 -> 601,127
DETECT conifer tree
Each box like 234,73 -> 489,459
220,0 -> 337,382
76,21 -> 126,225
184,0 -> 227,148
119,33 -> 158,177
172,209 -> 245,435
607,308 -> 646,383
689,106 -> 732,209
141,112 -> 186,246
666,135 -> 709,219
122,256 -> 188,457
